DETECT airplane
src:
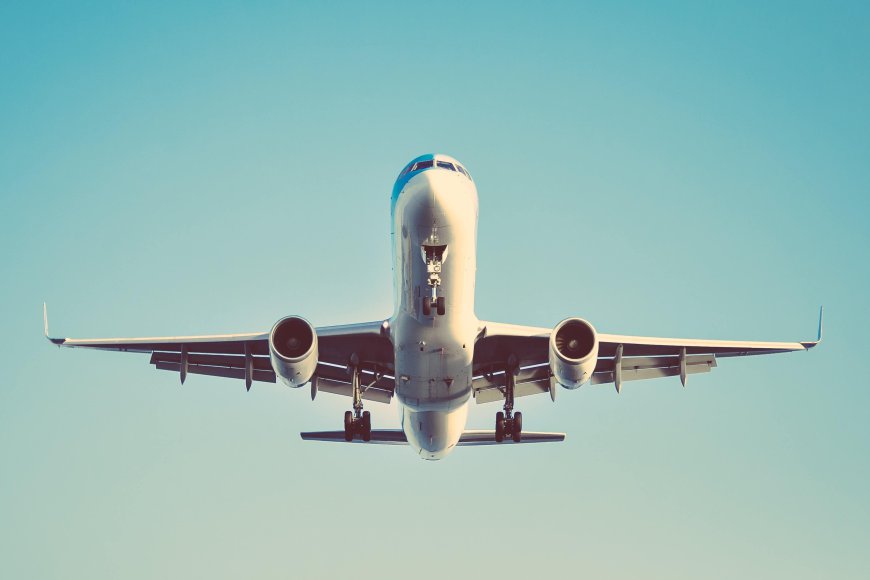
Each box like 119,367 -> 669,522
45,153 -> 823,460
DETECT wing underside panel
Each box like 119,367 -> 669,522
471,314 -> 819,402
51,319 -> 396,400
313,363 -> 395,404
472,354 -> 718,403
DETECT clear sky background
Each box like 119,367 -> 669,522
2,1 -> 868,578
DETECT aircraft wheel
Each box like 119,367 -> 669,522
362,411 -> 372,442
495,411 -> 505,442
512,412 -> 522,443
436,296 -> 445,316
344,410 -> 354,441
422,298 -> 432,316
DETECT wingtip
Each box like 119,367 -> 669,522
801,306 -> 823,349
817,305 -> 824,343
43,303 -> 65,345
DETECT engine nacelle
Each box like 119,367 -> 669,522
549,318 -> 599,389
269,316 -> 318,388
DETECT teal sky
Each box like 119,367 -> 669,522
2,1 -> 868,578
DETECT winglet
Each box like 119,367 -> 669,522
816,305 -> 824,342
43,303 -> 65,346
801,306 -> 823,349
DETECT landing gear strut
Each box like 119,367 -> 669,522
495,358 -> 523,443
343,355 -> 372,442
422,245 -> 447,316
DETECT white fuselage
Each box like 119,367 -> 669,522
389,159 -> 479,459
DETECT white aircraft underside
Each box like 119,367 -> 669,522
47,153 -> 822,460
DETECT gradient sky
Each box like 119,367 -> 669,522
2,1 -> 868,578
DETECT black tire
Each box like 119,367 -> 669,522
512,412 -> 523,443
362,411 -> 372,442
495,411 -> 505,442
344,410 -> 354,441
436,296 -> 445,316
422,297 -> 432,316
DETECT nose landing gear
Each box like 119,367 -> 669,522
422,296 -> 446,317
494,357 -> 523,443
422,244 -> 447,317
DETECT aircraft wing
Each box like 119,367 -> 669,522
472,308 -> 822,402
45,306 -> 394,400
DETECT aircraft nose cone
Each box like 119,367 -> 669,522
402,169 -> 477,225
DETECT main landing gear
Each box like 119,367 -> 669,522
495,358 -> 523,443
344,409 -> 370,442
343,355 -> 372,442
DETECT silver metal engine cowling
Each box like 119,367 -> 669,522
269,316 -> 318,388
549,318 -> 599,389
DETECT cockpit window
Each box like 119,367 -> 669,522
401,158 -> 471,181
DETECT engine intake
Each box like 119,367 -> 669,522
549,318 -> 599,389
269,316 -> 318,387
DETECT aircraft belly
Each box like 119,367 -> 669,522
394,338 -> 472,411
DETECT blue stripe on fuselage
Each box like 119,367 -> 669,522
391,153 -> 437,219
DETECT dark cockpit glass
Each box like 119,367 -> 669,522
399,158 -> 471,182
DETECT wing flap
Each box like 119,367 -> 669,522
474,377 -> 551,404
150,352 -> 273,370
315,379 -> 393,404
473,355 -> 717,402
314,363 -> 395,391
55,333 -> 269,355
472,364 -> 551,404
155,362 -> 277,383
473,364 -> 550,391
312,363 -> 395,403
591,355 -> 716,385
149,354 -> 395,399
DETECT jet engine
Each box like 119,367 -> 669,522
269,316 -> 318,387
549,318 -> 599,389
